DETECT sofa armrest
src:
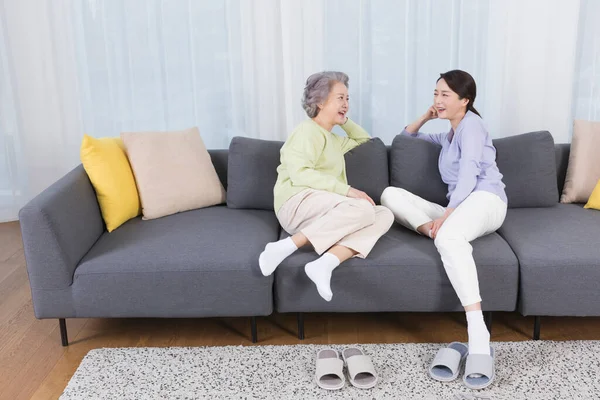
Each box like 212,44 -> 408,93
19,165 -> 104,290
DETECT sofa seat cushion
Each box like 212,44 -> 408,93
274,224 -> 518,313
72,206 -> 279,317
498,204 -> 600,316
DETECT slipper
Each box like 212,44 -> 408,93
429,342 -> 469,382
315,348 -> 345,390
454,393 -> 491,400
463,346 -> 495,390
341,347 -> 378,389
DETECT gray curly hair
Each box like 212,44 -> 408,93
301,71 -> 349,118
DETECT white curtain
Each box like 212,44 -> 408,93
573,0 -> 600,123
0,0 -> 597,222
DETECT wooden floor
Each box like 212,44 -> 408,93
2,221 -> 600,399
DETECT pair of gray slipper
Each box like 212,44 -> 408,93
315,347 -> 378,390
429,342 -> 495,390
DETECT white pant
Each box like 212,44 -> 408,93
380,187 -> 507,306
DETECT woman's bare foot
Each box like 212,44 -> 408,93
417,221 -> 434,238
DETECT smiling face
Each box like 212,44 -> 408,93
317,81 -> 349,127
433,78 -> 469,121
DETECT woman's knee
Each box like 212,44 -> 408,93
381,186 -> 409,208
350,199 -> 376,226
377,206 -> 395,228
380,187 -> 394,207
434,227 -> 466,250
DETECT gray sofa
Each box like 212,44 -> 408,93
19,131 -> 600,345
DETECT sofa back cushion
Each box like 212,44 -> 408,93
227,136 -> 389,210
208,149 -> 229,190
227,137 -> 283,210
493,131 -> 558,208
389,134 -> 449,206
344,137 -> 389,205
554,143 -> 571,195
390,131 -> 559,208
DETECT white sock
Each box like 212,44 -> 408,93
466,310 -> 491,355
304,253 -> 340,302
258,237 -> 298,276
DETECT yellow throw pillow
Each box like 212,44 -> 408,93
584,179 -> 600,210
80,134 -> 141,231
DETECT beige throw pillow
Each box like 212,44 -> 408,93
121,127 -> 226,220
560,120 -> 600,204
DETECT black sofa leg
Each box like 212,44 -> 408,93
59,318 -> 68,346
484,311 -> 493,335
297,312 -> 305,340
533,316 -> 541,340
251,317 -> 258,343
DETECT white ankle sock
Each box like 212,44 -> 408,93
258,237 -> 298,276
304,253 -> 340,302
466,310 -> 491,355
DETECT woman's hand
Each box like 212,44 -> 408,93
422,105 -> 438,122
430,207 -> 455,239
405,106 -> 438,134
347,187 -> 376,206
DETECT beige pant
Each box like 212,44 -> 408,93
276,189 -> 394,258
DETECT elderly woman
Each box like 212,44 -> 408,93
258,71 -> 393,302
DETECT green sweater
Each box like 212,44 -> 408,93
273,118 -> 371,214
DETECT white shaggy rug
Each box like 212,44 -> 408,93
60,341 -> 600,399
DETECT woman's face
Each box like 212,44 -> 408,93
433,79 -> 468,120
318,82 -> 349,125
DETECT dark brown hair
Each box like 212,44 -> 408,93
437,70 -> 481,117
